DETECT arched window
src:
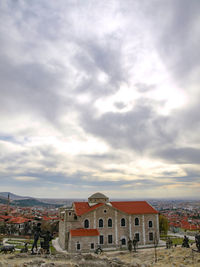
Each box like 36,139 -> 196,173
135,218 -> 139,226
84,219 -> 89,228
121,238 -> 126,245
108,218 -> 112,227
99,219 -> 104,228
121,218 -> 126,227
149,221 -> 153,228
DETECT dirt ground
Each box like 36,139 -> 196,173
0,246 -> 200,266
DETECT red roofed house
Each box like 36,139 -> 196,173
8,217 -> 32,235
59,192 -> 159,253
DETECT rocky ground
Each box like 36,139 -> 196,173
0,247 -> 200,267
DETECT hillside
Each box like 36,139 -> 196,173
0,196 -> 8,204
0,192 -> 32,200
0,192 -> 62,207
12,198 -> 61,207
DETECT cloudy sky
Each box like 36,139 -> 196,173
0,0 -> 200,199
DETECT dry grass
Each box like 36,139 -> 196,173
0,246 -> 200,266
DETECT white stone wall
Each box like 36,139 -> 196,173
59,203 -> 159,251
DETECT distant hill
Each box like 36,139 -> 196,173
0,192 -> 32,200
0,196 -> 8,204
0,192 -> 62,207
12,198 -> 61,208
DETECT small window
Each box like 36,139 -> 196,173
100,235 -> 104,244
99,219 -> 104,228
149,232 -> 153,241
121,218 -> 126,227
108,235 -> 113,244
149,221 -> 153,228
104,210 -> 107,213
108,218 -> 112,228
135,218 -> 139,226
135,233 -> 140,241
69,212 -> 71,216
121,238 -> 126,245
91,243 -> 94,249
74,215 -> 77,220
77,243 -> 81,250
84,219 -> 89,228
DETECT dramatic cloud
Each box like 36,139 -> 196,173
0,0 -> 200,198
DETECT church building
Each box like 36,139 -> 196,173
59,192 -> 159,253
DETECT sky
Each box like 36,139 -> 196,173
0,0 -> 200,199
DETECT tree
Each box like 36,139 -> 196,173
159,214 -> 169,235
41,220 -> 59,235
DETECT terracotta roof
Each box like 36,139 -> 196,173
111,201 -> 158,215
0,215 -> 12,220
42,216 -> 52,221
70,228 -> 99,237
74,201 -> 158,216
9,217 -> 30,224
74,202 -> 104,216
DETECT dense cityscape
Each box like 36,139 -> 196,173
0,193 -> 200,237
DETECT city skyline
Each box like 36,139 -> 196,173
0,0 -> 200,199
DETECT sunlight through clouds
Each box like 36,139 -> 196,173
0,0 -> 200,198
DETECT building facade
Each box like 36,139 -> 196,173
59,192 -> 159,253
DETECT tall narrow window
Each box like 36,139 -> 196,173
149,232 -> 153,241
99,219 -> 104,228
100,235 -> 104,244
121,218 -> 126,227
84,219 -> 89,228
108,235 -> 113,244
135,218 -> 139,226
121,238 -> 126,245
108,218 -> 112,228
149,221 -> 153,228
77,243 -> 81,250
135,233 -> 140,241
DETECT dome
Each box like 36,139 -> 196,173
89,192 -> 108,199
88,192 -> 109,204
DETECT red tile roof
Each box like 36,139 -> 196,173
9,217 -> 30,224
42,216 -> 52,221
74,202 -> 104,216
74,201 -> 158,216
70,228 -> 99,237
0,215 -> 12,220
111,201 -> 158,214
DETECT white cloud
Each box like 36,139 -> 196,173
0,0 -> 200,198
